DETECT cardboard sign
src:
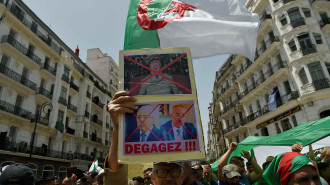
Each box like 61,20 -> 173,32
118,48 -> 205,163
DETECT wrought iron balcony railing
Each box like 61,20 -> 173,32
58,97 -> 67,106
41,63 -> 56,76
36,87 -> 52,99
0,100 -> 32,120
0,64 -> 37,90
68,104 -> 77,113
291,17 -> 306,28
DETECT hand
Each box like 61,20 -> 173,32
229,142 -> 237,152
108,91 -> 138,129
291,143 -> 303,153
241,150 -> 251,161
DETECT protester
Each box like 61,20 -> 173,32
143,168 -> 153,185
263,151 -> 322,185
201,165 -> 217,185
182,162 -> 203,185
219,164 -> 241,185
139,55 -> 182,95
192,164 -> 203,182
318,162 -> 330,184
217,142 -> 263,185
87,171 -> 98,185
151,162 -> 184,185
0,163 -> 35,185
132,176 -> 144,185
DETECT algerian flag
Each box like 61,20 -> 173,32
89,156 -> 99,172
55,122 -> 64,144
124,0 -> 259,60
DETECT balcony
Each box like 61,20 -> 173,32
40,63 -> 56,76
91,116 -> 103,127
0,100 -> 32,120
58,97 -> 67,106
61,75 -> 70,84
73,62 -> 85,75
84,111 -> 90,118
5,3 -> 61,55
0,64 -> 37,91
36,87 -> 52,100
70,81 -> 79,92
291,17 -> 306,28
83,131 -> 88,139
73,153 -> 93,161
86,92 -> 91,99
301,44 -> 317,56
68,104 -> 77,113
2,35 -> 41,66
92,97 -> 105,109
236,60 -> 252,78
313,78 -> 330,90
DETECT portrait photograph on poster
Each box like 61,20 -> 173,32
121,50 -> 192,96
121,101 -> 202,157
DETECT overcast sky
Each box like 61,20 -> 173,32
22,0 -> 227,152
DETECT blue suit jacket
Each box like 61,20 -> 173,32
160,120 -> 197,141
126,125 -> 162,142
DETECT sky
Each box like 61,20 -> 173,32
22,0 -> 227,152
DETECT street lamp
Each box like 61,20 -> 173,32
29,102 -> 53,159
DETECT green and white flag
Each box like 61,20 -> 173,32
89,156 -> 99,172
124,0 -> 259,60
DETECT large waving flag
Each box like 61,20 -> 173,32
124,0 -> 259,60
89,156 -> 99,172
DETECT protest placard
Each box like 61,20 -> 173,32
118,48 -> 205,163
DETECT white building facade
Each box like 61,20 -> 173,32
0,0 -> 119,178
208,0 -> 330,159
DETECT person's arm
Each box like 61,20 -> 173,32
217,142 -> 237,180
107,91 -> 137,171
241,151 -> 263,183
322,148 -> 330,162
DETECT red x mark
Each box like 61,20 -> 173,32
159,104 -> 197,140
125,104 -> 197,142
124,53 -> 192,94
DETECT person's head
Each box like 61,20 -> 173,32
202,166 -> 212,182
222,164 -> 241,185
182,162 -> 193,185
87,171 -> 98,184
132,176 -> 144,185
143,168 -> 153,185
287,165 -> 321,185
171,105 -> 187,128
0,163 -> 36,185
151,162 -> 184,185
229,156 -> 245,176
137,105 -> 158,133
318,162 -> 330,181
149,55 -> 162,72
192,164 -> 203,181
62,177 -> 73,185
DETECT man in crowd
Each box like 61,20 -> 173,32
192,164 -> 203,182
132,176 -> 144,185
219,164 -> 241,185
139,55 -> 182,95
0,163 -> 35,185
201,165 -> 217,185
218,142 -> 263,185
143,168 -> 153,185
105,91 -> 185,185
182,162 -> 203,185
126,105 -> 162,142
161,104 -> 196,141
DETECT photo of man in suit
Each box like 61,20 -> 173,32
126,105 -> 162,142
160,104 -> 197,141
139,55 -> 182,95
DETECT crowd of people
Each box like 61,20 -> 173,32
0,91 -> 329,185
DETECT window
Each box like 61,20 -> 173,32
291,115 -> 298,127
236,136 -> 239,143
281,119 -> 292,131
58,166 -> 67,179
57,110 -> 64,124
0,55 -> 9,66
288,40 -> 297,51
288,7 -> 305,28
261,127 -> 269,136
298,33 -> 314,54
302,8 -> 311,18
28,163 -> 37,176
326,63 -> 330,75
275,123 -> 282,134
284,81 -> 292,94
42,165 -> 54,178
64,66 -> 70,77
308,62 -> 325,83
280,15 -> 287,26
299,68 -> 308,85
60,87 -> 67,98
313,33 -> 322,44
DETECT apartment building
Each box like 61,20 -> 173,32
208,0 -> 330,159
0,0 -> 118,178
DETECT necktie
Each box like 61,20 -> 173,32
177,129 -> 182,140
141,133 -> 146,142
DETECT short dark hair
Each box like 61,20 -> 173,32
229,156 -> 244,165
132,176 -> 144,184
144,168 -> 153,173
90,171 -> 98,178
318,162 -> 329,173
